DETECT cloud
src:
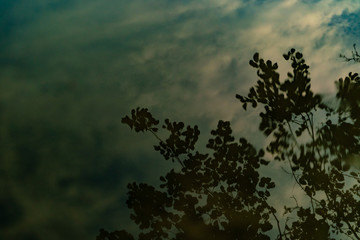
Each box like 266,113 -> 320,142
2,0 -> 360,239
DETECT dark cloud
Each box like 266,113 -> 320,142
0,195 -> 24,229
0,109 -> 158,238
301,0 -> 321,3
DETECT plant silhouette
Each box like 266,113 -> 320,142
98,49 -> 360,239
340,44 -> 360,63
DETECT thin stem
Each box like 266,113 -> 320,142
286,120 -> 298,146
286,150 -> 321,205
149,129 -> 216,198
259,193 -> 283,240
149,129 -> 185,168
343,218 -> 360,240
291,195 -> 299,207
272,210 -> 283,240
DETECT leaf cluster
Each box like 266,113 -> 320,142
121,108 -> 159,133
237,49 -> 321,136
120,117 -> 275,239
100,49 -> 360,240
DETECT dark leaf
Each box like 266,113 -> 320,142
253,52 -> 259,62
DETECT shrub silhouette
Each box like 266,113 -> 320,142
98,49 -> 360,239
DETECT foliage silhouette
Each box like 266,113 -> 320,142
340,44 -> 360,63
99,49 -> 360,239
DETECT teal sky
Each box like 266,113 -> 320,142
1,0 -> 360,239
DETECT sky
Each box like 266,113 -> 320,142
1,0 -> 360,239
